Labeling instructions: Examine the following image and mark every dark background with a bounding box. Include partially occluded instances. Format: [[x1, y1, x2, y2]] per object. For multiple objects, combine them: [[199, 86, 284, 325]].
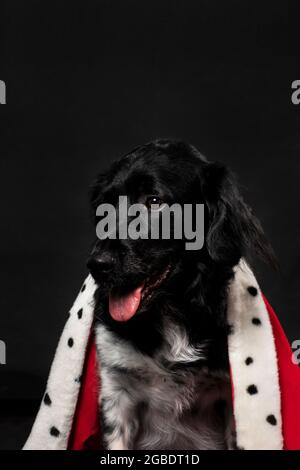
[[0, 0, 300, 449]]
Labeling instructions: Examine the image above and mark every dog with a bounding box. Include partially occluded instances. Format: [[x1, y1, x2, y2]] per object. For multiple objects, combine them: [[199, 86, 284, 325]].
[[87, 139, 275, 450]]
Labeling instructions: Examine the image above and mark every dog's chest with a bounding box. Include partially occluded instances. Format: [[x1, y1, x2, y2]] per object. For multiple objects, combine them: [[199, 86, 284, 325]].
[[95, 323, 230, 450], [129, 370, 229, 450]]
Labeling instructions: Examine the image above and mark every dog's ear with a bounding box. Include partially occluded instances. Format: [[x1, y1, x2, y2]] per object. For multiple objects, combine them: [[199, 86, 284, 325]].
[[199, 161, 276, 266]]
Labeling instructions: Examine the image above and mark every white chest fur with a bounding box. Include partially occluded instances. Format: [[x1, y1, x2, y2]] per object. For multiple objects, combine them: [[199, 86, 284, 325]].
[[95, 322, 232, 450]]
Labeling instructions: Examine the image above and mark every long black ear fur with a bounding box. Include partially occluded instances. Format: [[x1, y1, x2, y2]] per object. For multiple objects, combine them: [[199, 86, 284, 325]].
[[200, 161, 277, 268]]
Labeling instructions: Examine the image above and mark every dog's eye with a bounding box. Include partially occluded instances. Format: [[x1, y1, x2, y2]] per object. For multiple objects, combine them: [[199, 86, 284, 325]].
[[145, 196, 164, 210]]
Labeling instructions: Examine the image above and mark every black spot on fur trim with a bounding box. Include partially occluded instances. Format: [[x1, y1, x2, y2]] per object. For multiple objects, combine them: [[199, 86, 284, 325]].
[[68, 337, 74, 347], [50, 426, 60, 437], [252, 317, 262, 325], [77, 308, 83, 319], [247, 384, 258, 395], [227, 324, 234, 335], [81, 284, 86, 292], [266, 414, 277, 425], [245, 357, 253, 366], [247, 286, 258, 296], [75, 375, 82, 384], [44, 393, 52, 406]]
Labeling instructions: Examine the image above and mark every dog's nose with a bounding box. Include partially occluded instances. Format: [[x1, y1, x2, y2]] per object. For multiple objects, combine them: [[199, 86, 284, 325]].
[[87, 252, 115, 276]]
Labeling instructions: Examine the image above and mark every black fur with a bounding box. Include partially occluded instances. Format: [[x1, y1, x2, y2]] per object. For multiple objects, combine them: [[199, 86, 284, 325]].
[[86, 139, 276, 449], [88, 139, 274, 373]]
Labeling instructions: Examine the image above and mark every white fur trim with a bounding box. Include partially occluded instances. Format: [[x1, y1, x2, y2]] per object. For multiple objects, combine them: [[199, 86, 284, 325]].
[[23, 275, 97, 450], [227, 260, 283, 449]]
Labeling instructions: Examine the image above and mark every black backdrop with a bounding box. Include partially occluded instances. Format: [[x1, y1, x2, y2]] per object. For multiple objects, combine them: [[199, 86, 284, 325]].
[[0, 0, 300, 449]]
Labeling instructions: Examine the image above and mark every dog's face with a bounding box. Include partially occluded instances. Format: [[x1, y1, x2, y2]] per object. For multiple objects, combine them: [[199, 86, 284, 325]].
[[87, 140, 271, 324]]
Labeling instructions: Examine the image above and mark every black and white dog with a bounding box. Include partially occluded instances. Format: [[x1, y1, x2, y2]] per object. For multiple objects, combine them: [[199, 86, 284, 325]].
[[87, 139, 274, 450]]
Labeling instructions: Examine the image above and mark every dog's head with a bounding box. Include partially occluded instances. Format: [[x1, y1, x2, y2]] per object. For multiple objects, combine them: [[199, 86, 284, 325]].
[[87, 139, 274, 323]]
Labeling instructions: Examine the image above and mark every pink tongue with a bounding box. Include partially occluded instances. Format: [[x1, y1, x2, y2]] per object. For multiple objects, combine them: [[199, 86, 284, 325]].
[[109, 285, 143, 322]]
